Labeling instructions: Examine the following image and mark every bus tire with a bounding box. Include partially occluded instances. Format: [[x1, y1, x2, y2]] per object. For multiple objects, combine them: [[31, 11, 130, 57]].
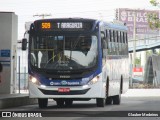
[[96, 98, 105, 107], [56, 99, 65, 107], [112, 94, 121, 105], [106, 77, 112, 104], [106, 96, 112, 105], [38, 98, 48, 108], [65, 99, 73, 107], [120, 76, 123, 94]]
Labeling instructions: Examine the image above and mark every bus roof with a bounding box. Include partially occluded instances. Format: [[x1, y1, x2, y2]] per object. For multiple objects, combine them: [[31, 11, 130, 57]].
[[103, 22, 128, 31], [33, 18, 127, 31], [35, 18, 97, 22]]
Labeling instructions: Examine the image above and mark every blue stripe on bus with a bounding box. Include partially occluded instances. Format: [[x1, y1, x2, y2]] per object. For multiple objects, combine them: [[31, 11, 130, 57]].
[[0, 61, 10, 62]]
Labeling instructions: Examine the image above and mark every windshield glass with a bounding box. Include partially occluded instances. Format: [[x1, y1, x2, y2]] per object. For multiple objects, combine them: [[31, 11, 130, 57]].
[[30, 34, 98, 70]]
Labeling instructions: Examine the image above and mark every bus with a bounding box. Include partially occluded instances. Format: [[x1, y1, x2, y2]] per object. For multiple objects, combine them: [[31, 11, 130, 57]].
[[22, 18, 129, 108]]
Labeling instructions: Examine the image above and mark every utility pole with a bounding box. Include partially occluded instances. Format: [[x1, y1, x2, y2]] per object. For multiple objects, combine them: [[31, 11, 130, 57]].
[[123, 9, 137, 87], [133, 11, 137, 69], [33, 13, 52, 19], [130, 10, 137, 87]]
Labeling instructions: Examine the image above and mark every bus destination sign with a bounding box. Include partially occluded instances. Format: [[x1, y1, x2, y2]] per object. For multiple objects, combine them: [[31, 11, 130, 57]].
[[57, 22, 82, 29], [38, 21, 92, 31]]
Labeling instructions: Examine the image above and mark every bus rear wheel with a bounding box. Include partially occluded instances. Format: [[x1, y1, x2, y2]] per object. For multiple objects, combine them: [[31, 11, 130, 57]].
[[96, 98, 105, 107], [38, 98, 48, 108], [106, 96, 112, 105], [112, 94, 121, 105]]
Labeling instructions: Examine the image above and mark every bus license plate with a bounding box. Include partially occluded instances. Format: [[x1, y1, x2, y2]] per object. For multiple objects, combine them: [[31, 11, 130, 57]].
[[58, 88, 70, 92]]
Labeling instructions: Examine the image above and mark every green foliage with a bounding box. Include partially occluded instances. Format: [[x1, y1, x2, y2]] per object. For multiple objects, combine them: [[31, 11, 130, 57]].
[[148, 0, 160, 29], [150, 0, 159, 6], [146, 50, 152, 57], [147, 13, 160, 29], [135, 58, 141, 65]]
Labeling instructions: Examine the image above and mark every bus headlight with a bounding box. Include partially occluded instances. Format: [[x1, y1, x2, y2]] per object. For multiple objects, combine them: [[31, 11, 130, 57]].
[[29, 75, 41, 85], [31, 77, 37, 83], [88, 76, 100, 85]]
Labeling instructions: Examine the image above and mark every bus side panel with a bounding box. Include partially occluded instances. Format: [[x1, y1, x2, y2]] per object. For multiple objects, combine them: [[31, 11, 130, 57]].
[[104, 56, 129, 97], [122, 58, 129, 94], [109, 58, 121, 96]]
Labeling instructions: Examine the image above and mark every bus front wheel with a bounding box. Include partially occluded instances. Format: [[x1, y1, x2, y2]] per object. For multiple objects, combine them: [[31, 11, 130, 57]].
[[56, 99, 65, 107], [38, 98, 48, 108], [96, 98, 105, 107], [65, 99, 73, 107]]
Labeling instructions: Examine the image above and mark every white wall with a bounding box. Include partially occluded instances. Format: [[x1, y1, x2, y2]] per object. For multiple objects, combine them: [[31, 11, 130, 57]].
[[0, 12, 18, 94]]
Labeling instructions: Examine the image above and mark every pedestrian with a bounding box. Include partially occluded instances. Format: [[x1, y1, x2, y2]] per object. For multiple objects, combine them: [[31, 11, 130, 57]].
[[0, 62, 2, 83], [0, 62, 2, 72]]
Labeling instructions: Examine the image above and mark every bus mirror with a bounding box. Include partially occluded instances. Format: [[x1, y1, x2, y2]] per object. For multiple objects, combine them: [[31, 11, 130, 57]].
[[22, 38, 27, 50], [101, 32, 105, 40]]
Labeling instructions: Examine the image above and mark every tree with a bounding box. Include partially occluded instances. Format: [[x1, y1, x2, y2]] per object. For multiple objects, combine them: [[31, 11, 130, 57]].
[[135, 57, 141, 66], [148, 13, 160, 29], [150, 0, 159, 6], [148, 0, 160, 29], [148, 0, 159, 28]]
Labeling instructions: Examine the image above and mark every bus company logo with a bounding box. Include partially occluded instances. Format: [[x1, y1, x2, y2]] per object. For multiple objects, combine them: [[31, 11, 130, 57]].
[[50, 82, 54, 85], [61, 81, 68, 85]]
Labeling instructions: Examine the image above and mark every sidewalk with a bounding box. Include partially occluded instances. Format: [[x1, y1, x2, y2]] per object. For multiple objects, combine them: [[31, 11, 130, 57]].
[[0, 93, 37, 109], [0, 89, 160, 109], [122, 89, 160, 97], [0, 93, 28, 99]]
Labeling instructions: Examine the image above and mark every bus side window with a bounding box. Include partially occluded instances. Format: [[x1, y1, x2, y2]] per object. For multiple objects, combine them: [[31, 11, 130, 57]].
[[114, 31, 118, 55], [101, 31, 107, 58], [126, 33, 128, 44], [106, 29, 110, 54], [116, 31, 119, 55], [111, 30, 114, 55], [118, 31, 121, 55], [120, 31, 123, 55], [105, 29, 109, 49], [125, 32, 128, 55], [113, 30, 116, 54], [123, 32, 125, 43], [109, 30, 112, 54], [122, 32, 125, 55]]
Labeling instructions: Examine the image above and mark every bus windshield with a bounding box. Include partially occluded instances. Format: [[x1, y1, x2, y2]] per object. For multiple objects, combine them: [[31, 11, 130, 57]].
[[30, 34, 98, 70]]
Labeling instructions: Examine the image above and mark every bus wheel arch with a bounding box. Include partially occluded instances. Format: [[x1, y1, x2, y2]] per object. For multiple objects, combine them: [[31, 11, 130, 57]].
[[106, 76, 109, 96], [105, 76, 112, 105], [112, 75, 123, 105]]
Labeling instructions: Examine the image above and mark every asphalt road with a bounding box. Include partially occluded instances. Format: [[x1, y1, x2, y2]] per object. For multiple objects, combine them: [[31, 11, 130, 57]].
[[1, 96, 160, 120]]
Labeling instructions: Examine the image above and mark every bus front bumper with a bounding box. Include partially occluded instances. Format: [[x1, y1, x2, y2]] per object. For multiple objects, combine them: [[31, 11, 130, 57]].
[[29, 81, 106, 99]]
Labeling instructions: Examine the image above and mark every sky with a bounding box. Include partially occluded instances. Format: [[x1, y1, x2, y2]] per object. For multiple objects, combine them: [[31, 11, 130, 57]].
[[0, 0, 158, 39]]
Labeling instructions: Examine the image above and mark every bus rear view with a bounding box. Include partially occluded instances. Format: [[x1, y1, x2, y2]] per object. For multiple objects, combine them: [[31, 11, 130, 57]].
[[22, 18, 129, 108]]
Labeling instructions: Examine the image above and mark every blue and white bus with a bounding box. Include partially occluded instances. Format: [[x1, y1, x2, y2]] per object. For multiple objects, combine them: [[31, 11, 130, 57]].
[[22, 18, 129, 108]]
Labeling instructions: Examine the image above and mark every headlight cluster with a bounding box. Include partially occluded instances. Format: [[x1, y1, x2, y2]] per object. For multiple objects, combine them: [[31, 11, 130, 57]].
[[29, 75, 41, 85], [88, 76, 100, 85]]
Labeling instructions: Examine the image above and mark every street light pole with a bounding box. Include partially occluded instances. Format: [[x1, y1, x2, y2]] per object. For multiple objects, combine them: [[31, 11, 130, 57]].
[[33, 13, 52, 19], [133, 11, 137, 69]]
